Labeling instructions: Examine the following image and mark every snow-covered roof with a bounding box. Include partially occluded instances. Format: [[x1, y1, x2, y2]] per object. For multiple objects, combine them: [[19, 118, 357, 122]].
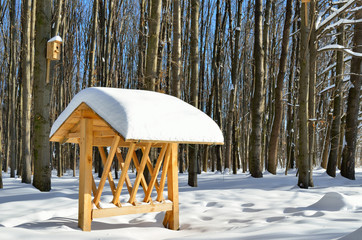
[[50, 87, 224, 144], [48, 36, 63, 43]]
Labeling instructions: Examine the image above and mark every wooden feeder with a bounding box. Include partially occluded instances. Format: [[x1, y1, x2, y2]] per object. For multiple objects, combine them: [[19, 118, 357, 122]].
[[49, 87, 224, 231], [47, 36, 62, 61]]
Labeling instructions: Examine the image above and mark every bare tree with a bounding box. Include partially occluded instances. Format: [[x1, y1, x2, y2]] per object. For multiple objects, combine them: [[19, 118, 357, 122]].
[[33, 0, 52, 191], [145, 0, 162, 91], [249, 0, 264, 178], [267, 0, 292, 174], [21, 0, 33, 184], [341, 2, 361, 180], [188, 0, 199, 187], [297, 1, 310, 188]]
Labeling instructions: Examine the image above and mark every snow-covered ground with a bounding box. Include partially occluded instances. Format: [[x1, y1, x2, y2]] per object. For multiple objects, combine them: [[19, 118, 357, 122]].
[[0, 168, 361, 240]]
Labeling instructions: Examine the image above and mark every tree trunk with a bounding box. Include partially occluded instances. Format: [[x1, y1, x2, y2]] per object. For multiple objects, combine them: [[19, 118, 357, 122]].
[[21, 0, 33, 184], [8, 0, 17, 178], [33, 0, 52, 191], [267, 0, 292, 174], [188, 0, 199, 187], [137, 0, 146, 89], [341, 3, 361, 180], [297, 2, 310, 188], [88, 0, 98, 87], [145, 0, 162, 91], [327, 3, 345, 178], [225, 0, 242, 174], [249, 0, 264, 178]]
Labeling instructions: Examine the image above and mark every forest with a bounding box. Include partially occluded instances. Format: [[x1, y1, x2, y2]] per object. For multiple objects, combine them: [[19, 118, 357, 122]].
[[0, 0, 361, 192]]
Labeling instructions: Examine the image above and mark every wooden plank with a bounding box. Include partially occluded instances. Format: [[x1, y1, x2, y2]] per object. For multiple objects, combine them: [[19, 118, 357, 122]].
[[156, 145, 171, 202], [93, 136, 120, 206], [92, 201, 173, 219], [115, 150, 133, 195], [164, 143, 179, 230], [78, 118, 93, 231], [112, 143, 136, 206], [98, 147, 116, 196], [126, 138, 224, 146], [91, 175, 98, 198], [143, 144, 168, 202], [131, 151, 149, 194], [128, 143, 152, 205]]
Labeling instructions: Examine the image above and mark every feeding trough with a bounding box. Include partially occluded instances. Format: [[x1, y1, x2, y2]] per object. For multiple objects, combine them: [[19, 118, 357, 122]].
[[49, 87, 223, 231]]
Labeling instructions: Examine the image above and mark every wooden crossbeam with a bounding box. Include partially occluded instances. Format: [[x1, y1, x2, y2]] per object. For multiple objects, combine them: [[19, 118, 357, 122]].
[[92, 201, 173, 219], [98, 147, 116, 196], [131, 151, 149, 194], [142, 150, 161, 192], [93, 136, 120, 207], [143, 143, 168, 202], [156, 145, 172, 202], [129, 143, 152, 205], [91, 175, 98, 198], [115, 149, 133, 195], [112, 143, 136, 206]]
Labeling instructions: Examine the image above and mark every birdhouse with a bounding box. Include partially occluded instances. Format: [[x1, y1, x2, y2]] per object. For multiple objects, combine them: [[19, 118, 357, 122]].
[[301, 0, 310, 2], [47, 36, 62, 60]]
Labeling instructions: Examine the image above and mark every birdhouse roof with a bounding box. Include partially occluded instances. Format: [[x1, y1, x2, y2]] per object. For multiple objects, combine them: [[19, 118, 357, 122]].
[[48, 36, 63, 43], [49, 87, 224, 145]]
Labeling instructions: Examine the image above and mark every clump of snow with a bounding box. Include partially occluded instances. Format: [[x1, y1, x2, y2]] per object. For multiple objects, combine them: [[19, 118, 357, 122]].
[[48, 36, 63, 43], [50, 87, 224, 144]]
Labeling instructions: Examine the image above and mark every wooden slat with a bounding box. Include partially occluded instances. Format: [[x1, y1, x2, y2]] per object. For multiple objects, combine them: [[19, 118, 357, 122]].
[[92, 201, 173, 219], [91, 175, 98, 198], [93, 136, 121, 206], [131, 151, 149, 194], [112, 143, 136, 206], [115, 150, 133, 195], [98, 147, 116, 196], [143, 143, 168, 202], [126, 138, 224, 146], [128, 143, 152, 205], [156, 145, 171, 202]]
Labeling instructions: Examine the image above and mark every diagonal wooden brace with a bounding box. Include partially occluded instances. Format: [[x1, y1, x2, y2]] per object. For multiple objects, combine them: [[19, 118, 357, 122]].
[[93, 136, 120, 207]]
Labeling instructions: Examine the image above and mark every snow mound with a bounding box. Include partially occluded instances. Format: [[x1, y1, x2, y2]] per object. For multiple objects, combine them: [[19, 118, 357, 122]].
[[50, 87, 224, 144], [308, 192, 353, 211], [339, 226, 362, 240]]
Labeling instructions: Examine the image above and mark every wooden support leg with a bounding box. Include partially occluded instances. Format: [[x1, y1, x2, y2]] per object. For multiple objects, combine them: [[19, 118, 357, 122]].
[[78, 118, 93, 231], [163, 143, 179, 230]]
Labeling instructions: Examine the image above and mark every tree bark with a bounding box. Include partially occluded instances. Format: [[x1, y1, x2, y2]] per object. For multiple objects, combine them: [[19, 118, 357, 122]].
[[267, 0, 292, 174], [145, 0, 162, 91], [297, 2, 310, 188], [8, 0, 17, 178], [225, 0, 242, 174], [33, 0, 52, 191], [327, 2, 345, 178], [249, 0, 264, 178], [88, 0, 98, 87], [341, 2, 361, 180], [21, 0, 33, 184], [188, 0, 199, 187]]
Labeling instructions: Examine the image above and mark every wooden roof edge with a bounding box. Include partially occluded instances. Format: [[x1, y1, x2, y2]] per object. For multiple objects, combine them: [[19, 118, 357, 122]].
[[49, 102, 125, 141], [125, 139, 224, 145]]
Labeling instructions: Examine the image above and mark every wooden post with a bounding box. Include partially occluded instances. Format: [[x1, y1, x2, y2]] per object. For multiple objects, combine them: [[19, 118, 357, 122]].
[[78, 118, 93, 231], [164, 143, 179, 230]]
